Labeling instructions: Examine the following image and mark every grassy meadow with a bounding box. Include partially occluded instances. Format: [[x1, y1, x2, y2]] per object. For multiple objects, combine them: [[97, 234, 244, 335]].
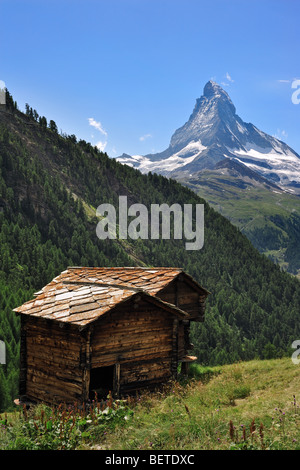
[[1, 357, 300, 451]]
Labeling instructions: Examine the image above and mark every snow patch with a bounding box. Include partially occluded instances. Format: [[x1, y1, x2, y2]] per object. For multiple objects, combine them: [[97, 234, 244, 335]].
[[117, 141, 207, 174], [228, 144, 300, 185]]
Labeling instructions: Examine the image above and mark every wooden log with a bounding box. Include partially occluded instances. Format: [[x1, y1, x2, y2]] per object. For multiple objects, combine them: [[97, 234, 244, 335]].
[[91, 347, 173, 368], [120, 373, 172, 393], [26, 381, 82, 404], [91, 334, 173, 352], [26, 336, 81, 353], [92, 317, 173, 332], [121, 363, 171, 383], [92, 343, 173, 361], [26, 345, 80, 363], [26, 377, 82, 399], [26, 365, 82, 383]]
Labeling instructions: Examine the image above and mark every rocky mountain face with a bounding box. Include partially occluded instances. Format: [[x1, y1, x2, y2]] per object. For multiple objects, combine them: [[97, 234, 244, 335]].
[[118, 81, 300, 194]]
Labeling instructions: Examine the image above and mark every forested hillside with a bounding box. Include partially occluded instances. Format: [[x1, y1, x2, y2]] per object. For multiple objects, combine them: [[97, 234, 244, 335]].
[[183, 172, 300, 276], [1, 91, 300, 411]]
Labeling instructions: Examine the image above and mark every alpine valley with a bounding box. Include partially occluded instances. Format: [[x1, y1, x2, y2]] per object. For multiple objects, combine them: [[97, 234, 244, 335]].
[[1, 89, 300, 412], [117, 81, 300, 275]]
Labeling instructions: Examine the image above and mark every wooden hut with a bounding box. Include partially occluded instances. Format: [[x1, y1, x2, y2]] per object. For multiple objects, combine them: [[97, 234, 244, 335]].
[[13, 267, 209, 405]]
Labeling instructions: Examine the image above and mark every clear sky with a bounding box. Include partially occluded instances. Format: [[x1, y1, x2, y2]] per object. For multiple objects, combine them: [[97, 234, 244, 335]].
[[1, 0, 300, 158]]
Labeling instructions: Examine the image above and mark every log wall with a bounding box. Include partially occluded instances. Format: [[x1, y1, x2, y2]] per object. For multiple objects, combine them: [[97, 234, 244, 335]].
[[157, 277, 207, 360], [157, 277, 206, 320], [90, 297, 175, 394], [21, 317, 84, 404]]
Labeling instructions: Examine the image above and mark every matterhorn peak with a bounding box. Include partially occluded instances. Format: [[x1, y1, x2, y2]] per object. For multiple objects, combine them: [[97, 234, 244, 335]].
[[203, 80, 224, 97], [117, 80, 300, 192], [201, 80, 236, 113]]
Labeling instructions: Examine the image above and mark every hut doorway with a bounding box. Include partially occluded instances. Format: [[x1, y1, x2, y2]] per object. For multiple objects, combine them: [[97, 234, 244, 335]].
[[89, 365, 115, 399]]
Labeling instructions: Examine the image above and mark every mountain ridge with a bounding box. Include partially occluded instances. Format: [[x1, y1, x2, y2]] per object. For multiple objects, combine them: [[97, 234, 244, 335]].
[[117, 80, 300, 193]]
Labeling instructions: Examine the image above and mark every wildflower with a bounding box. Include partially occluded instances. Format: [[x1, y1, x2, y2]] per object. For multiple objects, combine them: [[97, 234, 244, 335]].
[[250, 419, 256, 436], [229, 420, 235, 441]]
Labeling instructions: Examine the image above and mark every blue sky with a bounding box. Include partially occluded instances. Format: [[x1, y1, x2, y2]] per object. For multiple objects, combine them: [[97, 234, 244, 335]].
[[1, 0, 300, 157]]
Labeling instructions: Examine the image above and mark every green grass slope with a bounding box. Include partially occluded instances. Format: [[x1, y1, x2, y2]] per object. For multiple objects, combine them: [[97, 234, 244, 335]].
[[104, 357, 300, 451], [1, 358, 299, 450]]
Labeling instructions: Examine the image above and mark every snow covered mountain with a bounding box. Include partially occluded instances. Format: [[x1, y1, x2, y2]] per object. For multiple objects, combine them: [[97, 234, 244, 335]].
[[117, 81, 300, 193]]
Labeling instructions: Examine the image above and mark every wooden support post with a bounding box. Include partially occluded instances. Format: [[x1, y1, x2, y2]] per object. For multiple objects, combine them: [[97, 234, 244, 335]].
[[81, 327, 92, 402], [114, 363, 121, 398], [171, 318, 178, 378], [175, 279, 179, 307], [181, 361, 190, 375]]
